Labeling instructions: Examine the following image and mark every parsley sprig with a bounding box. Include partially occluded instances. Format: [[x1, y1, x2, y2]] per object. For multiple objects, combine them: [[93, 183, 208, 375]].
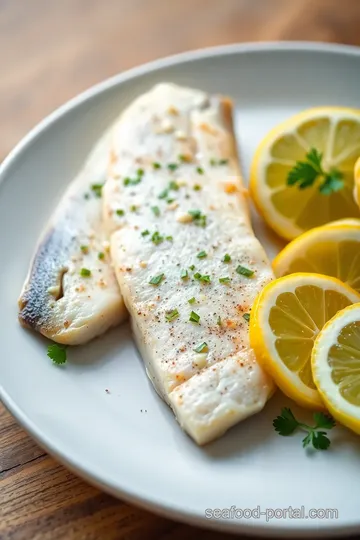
[[287, 148, 344, 195], [47, 344, 67, 365], [273, 408, 335, 450]]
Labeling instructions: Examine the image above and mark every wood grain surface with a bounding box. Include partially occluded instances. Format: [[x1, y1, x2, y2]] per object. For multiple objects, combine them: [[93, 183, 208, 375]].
[[2, 0, 360, 538]]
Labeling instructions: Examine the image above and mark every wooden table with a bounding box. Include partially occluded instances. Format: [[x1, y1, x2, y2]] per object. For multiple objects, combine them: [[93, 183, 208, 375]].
[[2, 0, 360, 538]]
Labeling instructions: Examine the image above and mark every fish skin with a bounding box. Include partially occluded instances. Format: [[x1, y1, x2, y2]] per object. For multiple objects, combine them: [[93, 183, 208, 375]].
[[104, 83, 275, 445], [19, 131, 127, 345]]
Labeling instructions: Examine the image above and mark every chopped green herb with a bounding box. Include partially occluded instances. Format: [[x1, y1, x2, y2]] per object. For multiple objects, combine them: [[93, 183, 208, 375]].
[[80, 245, 89, 254], [287, 148, 344, 195], [91, 183, 103, 198], [116, 209, 125, 216], [243, 313, 250, 322], [151, 231, 164, 245], [193, 184, 202, 191], [149, 273, 165, 286], [130, 205, 137, 212], [181, 269, 189, 280], [188, 209, 201, 219], [178, 154, 188, 162], [165, 309, 179, 322], [219, 276, 231, 284], [209, 158, 229, 167], [98, 252, 105, 260], [167, 163, 178, 171], [189, 311, 200, 324], [158, 189, 169, 199], [197, 250, 207, 259], [47, 343, 67, 365], [194, 272, 211, 283], [217, 316, 222, 326], [166, 198, 175, 204], [80, 268, 91, 277], [137, 168, 144, 177], [189, 265, 196, 271], [141, 229, 150, 237], [223, 253, 231, 263], [123, 176, 142, 186], [152, 162, 162, 169], [166, 235, 173, 241], [236, 265, 254, 278], [169, 180, 179, 191], [151, 206, 160, 217], [188, 209, 207, 227], [194, 342, 208, 353], [196, 167, 204, 175], [188, 297, 196, 304], [273, 408, 335, 451]]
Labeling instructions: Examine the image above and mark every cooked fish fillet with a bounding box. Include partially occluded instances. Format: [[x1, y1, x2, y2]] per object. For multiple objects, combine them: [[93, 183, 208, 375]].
[[18, 131, 127, 345], [104, 83, 275, 445]]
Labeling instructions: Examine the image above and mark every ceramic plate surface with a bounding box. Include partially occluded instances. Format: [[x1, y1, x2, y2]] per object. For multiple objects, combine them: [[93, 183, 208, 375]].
[[2, 43, 360, 537]]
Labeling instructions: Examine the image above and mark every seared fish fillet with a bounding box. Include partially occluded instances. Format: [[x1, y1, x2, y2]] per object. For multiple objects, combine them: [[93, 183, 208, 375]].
[[104, 83, 275, 444], [19, 131, 127, 345]]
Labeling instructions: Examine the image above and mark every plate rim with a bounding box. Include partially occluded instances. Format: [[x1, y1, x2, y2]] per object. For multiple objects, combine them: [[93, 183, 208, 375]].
[[2, 41, 360, 537]]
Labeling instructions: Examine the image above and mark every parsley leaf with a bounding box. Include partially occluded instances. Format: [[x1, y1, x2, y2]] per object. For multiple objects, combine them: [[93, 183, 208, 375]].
[[287, 148, 344, 195], [273, 407, 299, 436], [273, 407, 335, 450], [312, 431, 331, 450], [313, 412, 336, 429], [151, 206, 160, 217], [47, 343, 67, 365], [243, 313, 250, 322]]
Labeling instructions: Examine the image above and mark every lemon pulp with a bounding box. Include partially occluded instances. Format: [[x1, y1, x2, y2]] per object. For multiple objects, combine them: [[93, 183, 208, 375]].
[[328, 320, 360, 406], [268, 286, 353, 390], [280, 239, 360, 292]]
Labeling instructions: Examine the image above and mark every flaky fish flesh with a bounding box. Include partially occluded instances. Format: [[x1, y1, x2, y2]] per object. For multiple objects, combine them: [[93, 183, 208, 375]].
[[19, 131, 127, 345], [103, 83, 275, 444]]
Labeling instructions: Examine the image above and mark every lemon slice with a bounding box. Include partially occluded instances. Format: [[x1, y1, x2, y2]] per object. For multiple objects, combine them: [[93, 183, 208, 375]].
[[249, 273, 360, 408], [312, 303, 360, 434], [250, 107, 360, 240], [273, 221, 360, 293]]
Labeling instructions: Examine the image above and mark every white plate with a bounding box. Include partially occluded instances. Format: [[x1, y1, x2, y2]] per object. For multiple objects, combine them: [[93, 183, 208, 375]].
[[2, 42, 360, 538]]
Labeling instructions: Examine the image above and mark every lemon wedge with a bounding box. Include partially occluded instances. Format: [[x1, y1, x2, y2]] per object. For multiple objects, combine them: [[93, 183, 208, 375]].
[[250, 273, 360, 408], [273, 221, 360, 293], [312, 303, 360, 434], [250, 107, 360, 240]]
